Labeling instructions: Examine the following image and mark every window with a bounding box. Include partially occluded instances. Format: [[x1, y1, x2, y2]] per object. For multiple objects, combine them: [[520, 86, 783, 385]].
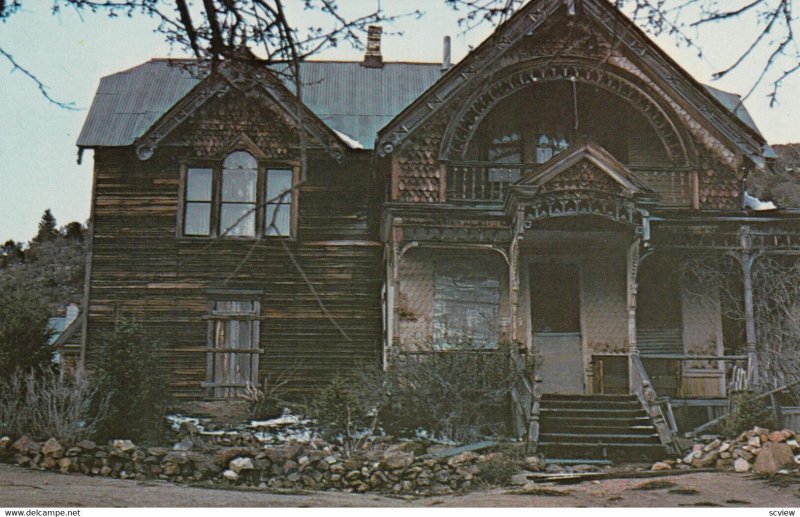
[[184, 168, 213, 236], [220, 152, 257, 237], [205, 300, 261, 398], [265, 168, 293, 236], [181, 150, 296, 238]]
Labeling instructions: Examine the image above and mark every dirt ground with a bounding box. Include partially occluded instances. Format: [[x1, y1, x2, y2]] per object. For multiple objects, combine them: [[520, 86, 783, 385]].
[[1, 463, 799, 508]]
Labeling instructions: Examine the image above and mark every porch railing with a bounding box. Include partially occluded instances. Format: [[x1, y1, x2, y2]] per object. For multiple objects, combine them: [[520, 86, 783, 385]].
[[630, 354, 680, 454], [639, 354, 749, 398], [446, 162, 538, 204]]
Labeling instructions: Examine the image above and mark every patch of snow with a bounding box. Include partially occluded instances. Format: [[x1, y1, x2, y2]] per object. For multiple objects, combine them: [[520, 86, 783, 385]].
[[743, 191, 777, 211], [248, 411, 305, 428], [333, 130, 364, 150], [165, 415, 202, 432]]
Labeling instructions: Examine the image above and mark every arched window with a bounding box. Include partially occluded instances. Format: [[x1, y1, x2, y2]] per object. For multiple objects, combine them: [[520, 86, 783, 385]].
[[220, 151, 257, 237], [181, 150, 296, 238]]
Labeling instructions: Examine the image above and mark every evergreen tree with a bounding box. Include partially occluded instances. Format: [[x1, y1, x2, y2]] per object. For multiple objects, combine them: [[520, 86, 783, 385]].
[[34, 209, 58, 242]]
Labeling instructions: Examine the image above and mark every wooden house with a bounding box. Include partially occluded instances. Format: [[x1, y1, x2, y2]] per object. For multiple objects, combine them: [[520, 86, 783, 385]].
[[76, 0, 800, 449]]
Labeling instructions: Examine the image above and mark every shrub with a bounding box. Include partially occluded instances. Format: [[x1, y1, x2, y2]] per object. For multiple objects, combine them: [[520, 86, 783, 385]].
[[90, 319, 169, 443], [0, 368, 103, 442], [382, 342, 521, 443], [307, 374, 378, 454], [476, 454, 522, 486], [240, 373, 291, 421], [722, 391, 776, 437], [0, 289, 54, 378]]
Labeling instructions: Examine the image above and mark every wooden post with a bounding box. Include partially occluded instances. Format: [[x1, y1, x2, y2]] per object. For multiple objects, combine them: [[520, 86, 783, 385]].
[[527, 375, 543, 454], [739, 226, 758, 388], [627, 238, 641, 356]]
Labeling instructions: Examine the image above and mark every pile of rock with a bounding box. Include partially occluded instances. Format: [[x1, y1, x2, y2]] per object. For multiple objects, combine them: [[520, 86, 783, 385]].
[[0, 435, 508, 496], [662, 427, 800, 475]]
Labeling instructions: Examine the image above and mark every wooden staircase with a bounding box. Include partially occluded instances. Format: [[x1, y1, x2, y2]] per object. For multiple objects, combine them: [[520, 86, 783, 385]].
[[537, 393, 669, 461]]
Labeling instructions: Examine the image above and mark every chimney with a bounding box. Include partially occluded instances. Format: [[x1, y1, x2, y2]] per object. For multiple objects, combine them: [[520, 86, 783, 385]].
[[362, 25, 383, 68], [442, 36, 452, 71]]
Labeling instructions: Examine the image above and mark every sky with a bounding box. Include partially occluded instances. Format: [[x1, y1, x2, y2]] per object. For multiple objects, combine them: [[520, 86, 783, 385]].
[[1, 1, 799, 244]]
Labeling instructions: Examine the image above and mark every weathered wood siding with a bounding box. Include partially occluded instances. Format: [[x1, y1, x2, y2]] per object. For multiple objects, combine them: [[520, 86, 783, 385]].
[[86, 147, 382, 399]]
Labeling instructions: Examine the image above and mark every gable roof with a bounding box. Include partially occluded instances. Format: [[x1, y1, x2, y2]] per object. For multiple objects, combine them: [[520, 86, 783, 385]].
[[515, 142, 653, 195], [77, 59, 443, 150], [376, 0, 770, 167]]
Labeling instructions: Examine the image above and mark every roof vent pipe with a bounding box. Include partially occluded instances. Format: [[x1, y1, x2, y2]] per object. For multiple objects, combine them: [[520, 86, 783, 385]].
[[442, 35, 452, 71], [362, 25, 384, 68]]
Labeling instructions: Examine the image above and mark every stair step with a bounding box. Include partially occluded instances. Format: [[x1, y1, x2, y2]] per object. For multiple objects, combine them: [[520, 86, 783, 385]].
[[538, 442, 667, 460], [540, 432, 661, 444], [536, 394, 667, 461], [541, 424, 657, 435], [541, 408, 646, 418]]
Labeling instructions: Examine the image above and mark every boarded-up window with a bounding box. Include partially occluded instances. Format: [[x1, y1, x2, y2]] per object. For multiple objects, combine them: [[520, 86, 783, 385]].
[[206, 300, 261, 398], [433, 259, 500, 348]]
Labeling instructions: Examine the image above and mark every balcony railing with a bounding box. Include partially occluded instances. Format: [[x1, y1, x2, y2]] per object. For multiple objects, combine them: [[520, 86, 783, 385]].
[[447, 162, 539, 204], [446, 162, 694, 207]]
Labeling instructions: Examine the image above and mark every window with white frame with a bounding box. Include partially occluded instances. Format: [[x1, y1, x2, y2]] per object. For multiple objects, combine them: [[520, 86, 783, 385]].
[[205, 300, 261, 398], [182, 150, 296, 238]]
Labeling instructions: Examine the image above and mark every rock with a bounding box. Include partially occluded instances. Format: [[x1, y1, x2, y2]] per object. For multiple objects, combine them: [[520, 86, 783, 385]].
[[229, 457, 254, 474], [179, 421, 199, 437], [112, 440, 136, 453], [719, 442, 731, 453], [386, 441, 427, 457], [524, 456, 543, 471], [146, 447, 169, 457], [447, 451, 478, 467], [212, 447, 252, 467], [11, 436, 37, 455], [222, 469, 239, 481], [100, 465, 113, 476], [786, 439, 800, 451], [58, 458, 73, 472], [173, 438, 193, 452], [753, 442, 795, 474], [703, 439, 721, 452], [283, 460, 298, 474], [769, 431, 785, 443], [651, 461, 672, 471], [42, 438, 64, 458], [748, 437, 762, 448], [381, 451, 414, 470], [683, 450, 699, 464], [0, 436, 10, 449], [734, 458, 751, 473], [692, 450, 719, 468]]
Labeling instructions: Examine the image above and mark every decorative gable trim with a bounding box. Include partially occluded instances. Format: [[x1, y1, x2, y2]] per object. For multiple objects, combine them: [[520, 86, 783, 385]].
[[134, 63, 346, 161], [377, 0, 767, 169], [515, 142, 652, 195]]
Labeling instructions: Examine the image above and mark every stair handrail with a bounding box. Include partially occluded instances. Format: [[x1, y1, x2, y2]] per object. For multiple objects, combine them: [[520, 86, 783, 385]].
[[507, 345, 542, 453], [631, 353, 679, 454]]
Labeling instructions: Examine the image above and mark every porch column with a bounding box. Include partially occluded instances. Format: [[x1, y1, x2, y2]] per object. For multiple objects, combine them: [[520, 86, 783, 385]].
[[738, 226, 759, 387], [626, 238, 641, 355], [509, 207, 525, 346], [383, 219, 403, 369]]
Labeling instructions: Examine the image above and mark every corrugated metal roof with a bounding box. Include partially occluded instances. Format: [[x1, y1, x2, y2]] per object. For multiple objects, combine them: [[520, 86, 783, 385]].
[[77, 60, 202, 148], [76, 58, 767, 152], [77, 59, 443, 149]]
